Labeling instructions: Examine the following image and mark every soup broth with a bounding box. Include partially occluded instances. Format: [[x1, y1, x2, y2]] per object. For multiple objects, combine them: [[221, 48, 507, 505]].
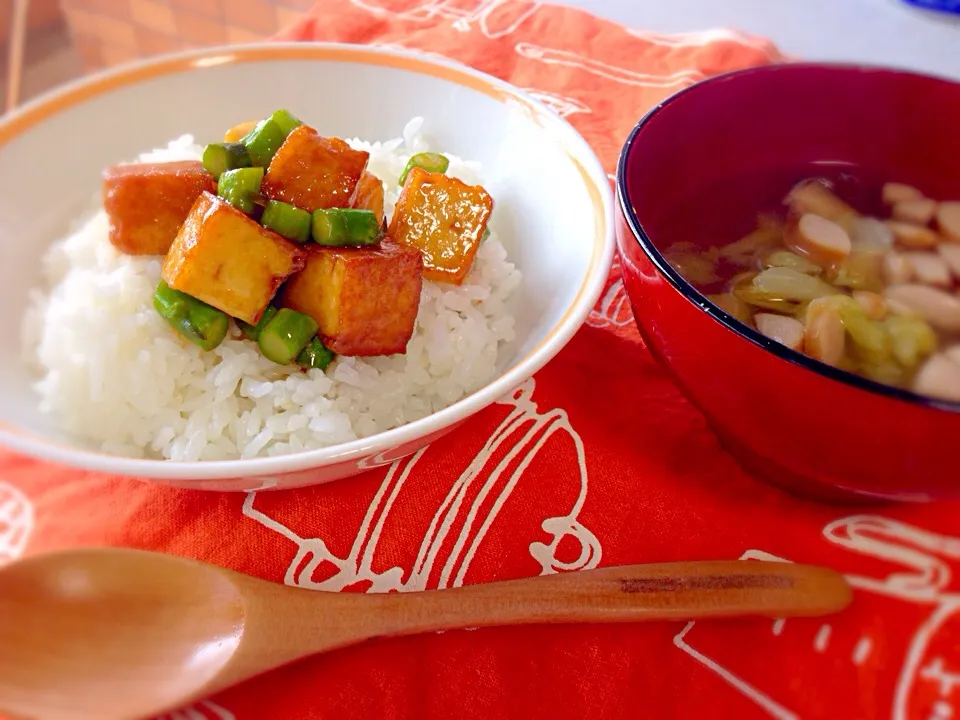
[[661, 166, 960, 403]]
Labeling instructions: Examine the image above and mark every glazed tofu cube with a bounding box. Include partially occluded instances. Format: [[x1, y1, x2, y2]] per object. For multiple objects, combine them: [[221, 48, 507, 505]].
[[262, 126, 369, 212], [279, 242, 423, 356], [102, 160, 216, 255], [162, 192, 305, 324], [351, 170, 386, 226], [388, 167, 493, 284]]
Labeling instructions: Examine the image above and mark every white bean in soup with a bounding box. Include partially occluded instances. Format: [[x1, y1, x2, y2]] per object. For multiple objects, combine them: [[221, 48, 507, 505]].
[[803, 298, 846, 367], [938, 244, 960, 279], [755, 313, 804, 350], [903, 252, 952, 288], [892, 198, 937, 226], [662, 176, 960, 403], [939, 202, 960, 243], [882, 182, 924, 205], [914, 354, 960, 402], [886, 221, 940, 249], [883, 285, 960, 332]]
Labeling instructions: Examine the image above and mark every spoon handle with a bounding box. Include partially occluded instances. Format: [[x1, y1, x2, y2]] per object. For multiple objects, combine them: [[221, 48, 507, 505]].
[[375, 561, 852, 635]]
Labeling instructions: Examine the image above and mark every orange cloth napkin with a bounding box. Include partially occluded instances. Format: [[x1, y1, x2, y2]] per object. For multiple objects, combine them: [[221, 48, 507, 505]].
[[4, 2, 960, 719]]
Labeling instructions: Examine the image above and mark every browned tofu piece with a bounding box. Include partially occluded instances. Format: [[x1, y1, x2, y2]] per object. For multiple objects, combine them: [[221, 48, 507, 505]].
[[162, 192, 305, 324], [351, 170, 386, 226], [224, 120, 256, 143], [102, 160, 216, 255], [279, 242, 423, 356], [261, 126, 369, 212], [388, 167, 493, 285]]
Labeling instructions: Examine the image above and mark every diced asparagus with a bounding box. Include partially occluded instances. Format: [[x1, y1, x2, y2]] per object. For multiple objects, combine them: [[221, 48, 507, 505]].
[[243, 119, 287, 167], [242, 110, 302, 167], [296, 336, 335, 370], [312, 208, 381, 246], [399, 152, 449, 185], [217, 167, 264, 214], [268, 109, 302, 136], [261, 200, 312, 243], [258, 308, 319, 365], [237, 305, 278, 341], [202, 142, 251, 179], [153, 280, 228, 351]]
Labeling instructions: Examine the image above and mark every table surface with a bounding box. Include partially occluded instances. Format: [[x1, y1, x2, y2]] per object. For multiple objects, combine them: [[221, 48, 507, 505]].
[[560, 0, 960, 79]]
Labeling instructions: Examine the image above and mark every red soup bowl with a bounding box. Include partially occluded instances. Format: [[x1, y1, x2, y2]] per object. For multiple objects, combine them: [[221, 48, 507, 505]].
[[616, 63, 960, 503]]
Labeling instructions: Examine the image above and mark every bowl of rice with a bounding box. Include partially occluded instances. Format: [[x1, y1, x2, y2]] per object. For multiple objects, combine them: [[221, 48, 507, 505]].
[[0, 43, 614, 491]]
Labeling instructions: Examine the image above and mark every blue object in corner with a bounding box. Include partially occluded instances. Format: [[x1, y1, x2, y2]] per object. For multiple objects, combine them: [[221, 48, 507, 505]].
[[902, 0, 960, 14]]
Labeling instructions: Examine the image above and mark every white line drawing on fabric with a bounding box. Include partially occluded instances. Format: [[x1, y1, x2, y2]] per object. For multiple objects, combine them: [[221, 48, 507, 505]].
[[673, 516, 960, 720], [587, 254, 633, 329], [623, 28, 782, 62], [0, 481, 33, 565], [155, 700, 236, 720], [852, 637, 873, 666], [243, 378, 601, 593], [519, 88, 591, 118], [348, 0, 540, 39], [813, 624, 831, 653], [675, 549, 798, 720], [514, 43, 705, 88]]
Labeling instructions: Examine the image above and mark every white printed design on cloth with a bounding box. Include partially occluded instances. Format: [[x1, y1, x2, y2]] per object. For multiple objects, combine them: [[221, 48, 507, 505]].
[[349, 0, 540, 39], [624, 28, 783, 63], [519, 89, 591, 118], [587, 254, 632, 329], [514, 43, 705, 88], [243, 378, 601, 592], [674, 516, 960, 720], [0, 481, 33, 565]]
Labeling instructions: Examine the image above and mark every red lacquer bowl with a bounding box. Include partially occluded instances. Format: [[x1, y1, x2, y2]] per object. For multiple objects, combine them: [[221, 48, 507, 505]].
[[616, 63, 960, 503]]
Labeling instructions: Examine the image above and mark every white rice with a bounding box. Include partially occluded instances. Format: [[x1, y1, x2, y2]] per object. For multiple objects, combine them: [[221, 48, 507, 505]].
[[20, 118, 521, 461]]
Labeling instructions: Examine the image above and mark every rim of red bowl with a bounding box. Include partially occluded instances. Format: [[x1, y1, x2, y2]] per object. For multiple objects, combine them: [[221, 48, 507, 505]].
[[616, 61, 960, 415]]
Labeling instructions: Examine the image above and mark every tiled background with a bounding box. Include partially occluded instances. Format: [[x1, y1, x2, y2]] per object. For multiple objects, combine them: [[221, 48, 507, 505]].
[[60, 0, 315, 71], [2, 1, 957, 115]]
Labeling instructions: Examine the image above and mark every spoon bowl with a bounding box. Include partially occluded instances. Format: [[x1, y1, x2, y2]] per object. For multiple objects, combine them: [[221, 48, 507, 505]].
[[0, 551, 246, 720], [0, 548, 853, 720]]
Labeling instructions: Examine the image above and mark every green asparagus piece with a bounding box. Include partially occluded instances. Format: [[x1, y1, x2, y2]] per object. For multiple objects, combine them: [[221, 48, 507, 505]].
[[243, 119, 287, 167], [237, 305, 279, 341], [312, 208, 381, 246], [261, 200, 312, 243], [202, 142, 251, 179], [482, 227, 491, 242], [398, 152, 450, 185], [296, 337, 335, 371], [217, 167, 264, 214], [268, 109, 302, 136], [153, 280, 228, 352], [258, 308, 319, 365], [242, 110, 301, 167]]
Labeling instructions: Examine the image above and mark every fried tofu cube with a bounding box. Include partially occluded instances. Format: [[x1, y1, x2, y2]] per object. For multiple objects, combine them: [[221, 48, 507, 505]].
[[102, 160, 216, 255], [162, 192, 305, 324], [224, 120, 257, 143], [279, 242, 423, 356], [388, 167, 493, 284], [261, 126, 369, 212], [351, 170, 386, 226]]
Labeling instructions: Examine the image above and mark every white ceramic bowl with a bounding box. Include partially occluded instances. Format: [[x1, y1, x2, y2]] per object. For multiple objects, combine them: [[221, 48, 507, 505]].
[[0, 43, 614, 491]]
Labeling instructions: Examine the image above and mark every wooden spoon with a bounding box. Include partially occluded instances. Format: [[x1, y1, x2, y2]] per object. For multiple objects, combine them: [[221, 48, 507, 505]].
[[0, 548, 852, 720]]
